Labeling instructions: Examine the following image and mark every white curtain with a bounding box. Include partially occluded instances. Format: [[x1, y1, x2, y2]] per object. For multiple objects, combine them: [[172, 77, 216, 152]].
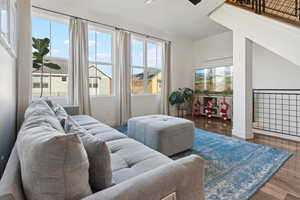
[[68, 17, 91, 115], [116, 30, 132, 125], [16, 0, 32, 129], [161, 41, 171, 115]]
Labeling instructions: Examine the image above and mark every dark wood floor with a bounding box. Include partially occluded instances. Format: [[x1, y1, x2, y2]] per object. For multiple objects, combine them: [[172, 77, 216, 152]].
[[185, 115, 300, 200]]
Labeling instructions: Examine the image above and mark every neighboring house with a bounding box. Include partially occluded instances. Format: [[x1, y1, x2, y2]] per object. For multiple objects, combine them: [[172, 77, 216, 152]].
[[32, 58, 68, 97], [32, 58, 112, 97], [132, 70, 161, 94], [88, 65, 112, 96]]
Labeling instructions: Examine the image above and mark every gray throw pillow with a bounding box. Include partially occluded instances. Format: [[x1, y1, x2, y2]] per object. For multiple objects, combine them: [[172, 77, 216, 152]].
[[64, 116, 113, 191], [53, 104, 69, 127], [16, 126, 92, 200]]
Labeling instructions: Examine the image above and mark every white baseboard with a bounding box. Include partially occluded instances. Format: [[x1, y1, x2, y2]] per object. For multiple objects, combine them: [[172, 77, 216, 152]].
[[253, 128, 300, 142]]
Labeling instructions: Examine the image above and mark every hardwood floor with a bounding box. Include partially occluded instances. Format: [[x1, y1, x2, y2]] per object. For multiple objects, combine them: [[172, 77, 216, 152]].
[[185, 115, 300, 200]]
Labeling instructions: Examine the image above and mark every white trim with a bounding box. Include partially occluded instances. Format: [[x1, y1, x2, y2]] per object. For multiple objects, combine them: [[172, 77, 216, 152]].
[[0, 32, 16, 58], [253, 128, 300, 142], [194, 56, 233, 69]]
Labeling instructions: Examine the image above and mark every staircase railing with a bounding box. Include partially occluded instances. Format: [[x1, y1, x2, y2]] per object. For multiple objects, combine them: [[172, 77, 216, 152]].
[[227, 0, 300, 24]]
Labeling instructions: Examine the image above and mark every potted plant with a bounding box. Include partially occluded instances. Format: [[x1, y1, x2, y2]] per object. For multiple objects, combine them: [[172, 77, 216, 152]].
[[169, 88, 194, 116], [32, 37, 61, 97]]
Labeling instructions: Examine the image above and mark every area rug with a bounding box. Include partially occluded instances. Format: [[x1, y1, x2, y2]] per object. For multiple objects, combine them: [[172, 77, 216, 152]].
[[115, 126, 293, 200]]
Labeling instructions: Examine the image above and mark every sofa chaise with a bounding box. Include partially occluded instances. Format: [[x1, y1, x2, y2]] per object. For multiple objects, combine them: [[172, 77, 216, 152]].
[[0, 99, 204, 200]]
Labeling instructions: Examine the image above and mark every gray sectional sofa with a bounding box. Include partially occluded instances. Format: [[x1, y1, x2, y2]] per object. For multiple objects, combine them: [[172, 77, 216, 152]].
[[0, 99, 204, 200]]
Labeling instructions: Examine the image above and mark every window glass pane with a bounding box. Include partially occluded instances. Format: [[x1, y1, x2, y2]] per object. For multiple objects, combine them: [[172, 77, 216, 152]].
[[147, 43, 162, 68], [131, 68, 144, 94], [51, 20, 69, 58], [157, 44, 162, 68], [0, 0, 8, 35], [32, 16, 68, 97], [195, 69, 205, 91], [49, 74, 68, 96], [131, 39, 144, 67], [32, 17, 50, 52], [32, 74, 51, 97], [88, 30, 96, 61], [96, 32, 112, 63], [147, 68, 161, 94], [194, 66, 233, 94], [31, 59, 68, 97], [88, 64, 112, 96]]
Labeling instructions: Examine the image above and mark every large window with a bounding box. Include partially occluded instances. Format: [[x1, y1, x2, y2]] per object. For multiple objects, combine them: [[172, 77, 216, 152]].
[[31, 16, 69, 97], [88, 27, 113, 96], [131, 37, 162, 94], [195, 66, 233, 95]]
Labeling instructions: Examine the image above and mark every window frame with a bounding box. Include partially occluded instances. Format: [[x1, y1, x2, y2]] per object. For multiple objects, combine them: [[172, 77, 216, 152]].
[[31, 13, 70, 98], [88, 25, 115, 97], [131, 35, 163, 96]]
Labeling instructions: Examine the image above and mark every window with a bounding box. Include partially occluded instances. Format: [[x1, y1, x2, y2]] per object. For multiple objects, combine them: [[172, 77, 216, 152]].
[[131, 38, 162, 94], [0, 0, 8, 38], [31, 16, 69, 97], [88, 27, 113, 96], [195, 66, 233, 95]]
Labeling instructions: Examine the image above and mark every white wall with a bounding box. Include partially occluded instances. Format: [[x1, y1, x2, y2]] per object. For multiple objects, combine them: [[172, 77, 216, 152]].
[[210, 3, 300, 67], [193, 31, 233, 67], [0, 44, 16, 177], [32, 3, 193, 125], [193, 31, 300, 90], [253, 43, 300, 89]]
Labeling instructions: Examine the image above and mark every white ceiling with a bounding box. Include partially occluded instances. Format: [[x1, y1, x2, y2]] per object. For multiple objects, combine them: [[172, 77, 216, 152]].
[[32, 0, 229, 40]]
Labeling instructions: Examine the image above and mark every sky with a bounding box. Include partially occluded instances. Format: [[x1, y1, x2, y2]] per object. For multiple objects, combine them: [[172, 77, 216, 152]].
[[32, 16, 162, 78]]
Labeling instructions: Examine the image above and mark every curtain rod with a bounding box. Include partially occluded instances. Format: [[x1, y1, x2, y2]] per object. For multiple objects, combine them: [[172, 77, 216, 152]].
[[32, 6, 171, 43]]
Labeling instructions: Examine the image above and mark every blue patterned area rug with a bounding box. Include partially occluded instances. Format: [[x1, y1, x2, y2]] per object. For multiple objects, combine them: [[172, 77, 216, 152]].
[[115, 126, 292, 200]]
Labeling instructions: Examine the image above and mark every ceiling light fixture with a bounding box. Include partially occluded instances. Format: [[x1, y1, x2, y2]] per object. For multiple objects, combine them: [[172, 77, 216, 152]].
[[145, 0, 155, 4]]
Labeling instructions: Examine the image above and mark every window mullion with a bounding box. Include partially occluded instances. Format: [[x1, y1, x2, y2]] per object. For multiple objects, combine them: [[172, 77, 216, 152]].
[[49, 20, 52, 56]]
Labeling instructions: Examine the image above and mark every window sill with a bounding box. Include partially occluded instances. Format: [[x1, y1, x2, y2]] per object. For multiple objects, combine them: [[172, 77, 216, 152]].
[[132, 94, 161, 97], [90, 95, 115, 99]]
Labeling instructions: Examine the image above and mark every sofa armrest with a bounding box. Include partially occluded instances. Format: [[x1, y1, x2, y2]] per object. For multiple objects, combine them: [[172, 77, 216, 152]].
[[63, 105, 80, 116], [0, 148, 25, 200], [82, 155, 204, 200]]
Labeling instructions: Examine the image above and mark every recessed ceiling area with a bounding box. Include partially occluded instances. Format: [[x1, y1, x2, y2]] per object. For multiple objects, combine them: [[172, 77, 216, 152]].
[[32, 0, 229, 40]]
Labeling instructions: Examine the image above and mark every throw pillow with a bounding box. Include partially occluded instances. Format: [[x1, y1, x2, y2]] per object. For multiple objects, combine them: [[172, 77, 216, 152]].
[[16, 126, 92, 200], [53, 103, 69, 127], [64, 116, 113, 191], [23, 99, 64, 132]]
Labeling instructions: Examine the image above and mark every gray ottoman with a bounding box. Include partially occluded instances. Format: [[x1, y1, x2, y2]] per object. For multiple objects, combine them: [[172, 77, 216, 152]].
[[128, 115, 195, 156]]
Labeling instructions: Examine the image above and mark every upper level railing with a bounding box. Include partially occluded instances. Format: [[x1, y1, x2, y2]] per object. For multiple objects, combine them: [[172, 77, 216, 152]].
[[227, 0, 300, 25]]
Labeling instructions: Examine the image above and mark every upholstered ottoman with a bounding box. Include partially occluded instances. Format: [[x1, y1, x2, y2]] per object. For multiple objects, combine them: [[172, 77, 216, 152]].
[[128, 115, 195, 156]]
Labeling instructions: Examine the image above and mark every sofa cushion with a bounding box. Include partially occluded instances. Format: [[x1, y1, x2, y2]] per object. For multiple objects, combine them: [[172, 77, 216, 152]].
[[16, 128, 92, 200], [72, 115, 172, 184], [72, 115, 127, 142], [107, 138, 172, 184], [65, 116, 113, 192]]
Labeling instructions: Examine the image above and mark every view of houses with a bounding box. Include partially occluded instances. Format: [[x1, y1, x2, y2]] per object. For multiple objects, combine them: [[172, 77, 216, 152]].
[[32, 60, 162, 97]]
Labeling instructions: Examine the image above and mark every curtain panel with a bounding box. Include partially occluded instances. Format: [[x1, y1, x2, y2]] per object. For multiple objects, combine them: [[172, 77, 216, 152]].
[[161, 41, 171, 115], [16, 0, 32, 129], [68, 17, 91, 115], [116, 30, 132, 125]]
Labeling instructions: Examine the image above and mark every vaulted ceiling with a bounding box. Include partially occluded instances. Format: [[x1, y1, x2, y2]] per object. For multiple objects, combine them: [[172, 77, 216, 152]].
[[32, 0, 228, 40]]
